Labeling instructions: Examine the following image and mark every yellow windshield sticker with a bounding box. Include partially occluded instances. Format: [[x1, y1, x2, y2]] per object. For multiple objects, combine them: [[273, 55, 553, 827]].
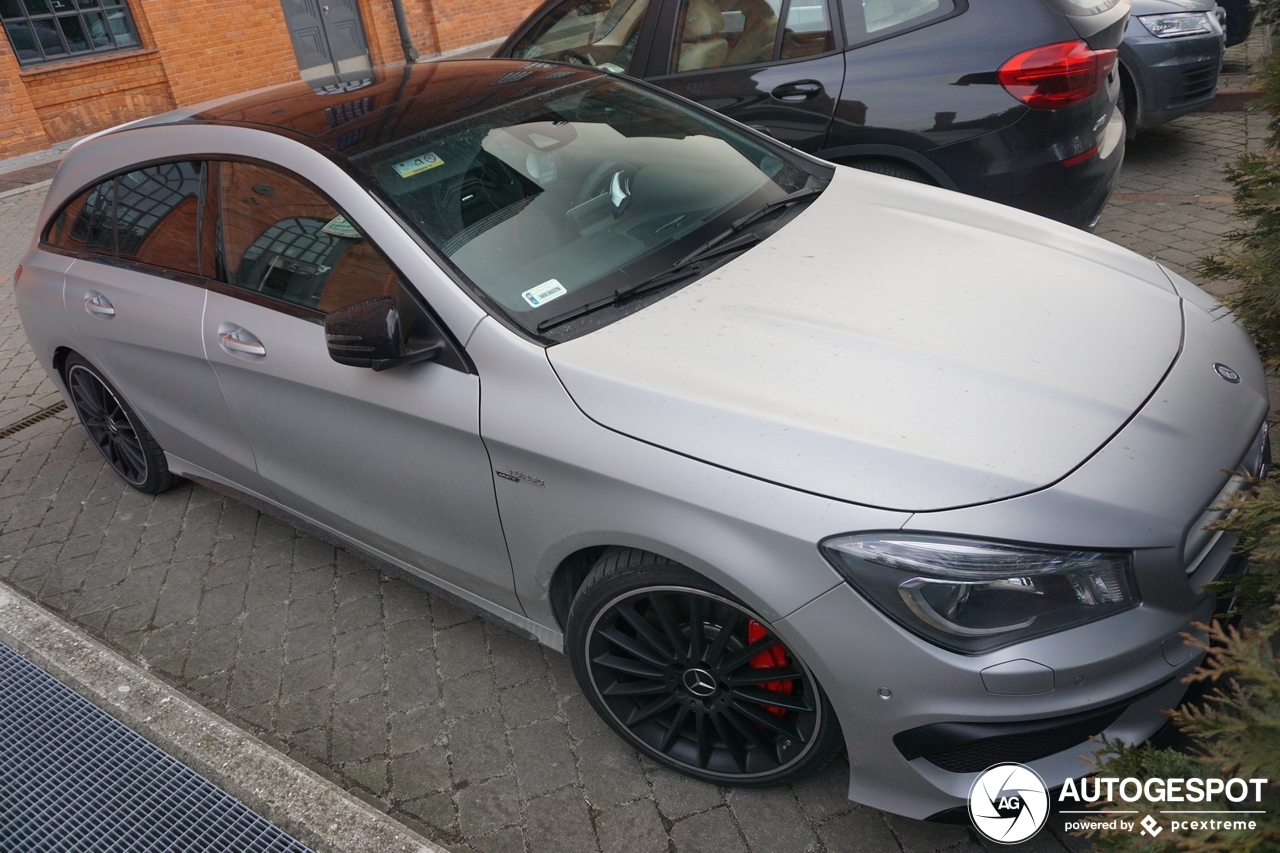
[[393, 152, 444, 178]]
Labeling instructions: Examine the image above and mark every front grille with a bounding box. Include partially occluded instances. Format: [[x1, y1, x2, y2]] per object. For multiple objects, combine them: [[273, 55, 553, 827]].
[[0, 642, 314, 853], [1169, 61, 1218, 106], [1184, 421, 1270, 572]]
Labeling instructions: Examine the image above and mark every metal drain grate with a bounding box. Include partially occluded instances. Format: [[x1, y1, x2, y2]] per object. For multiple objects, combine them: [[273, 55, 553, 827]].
[[0, 401, 67, 440], [0, 642, 315, 853]]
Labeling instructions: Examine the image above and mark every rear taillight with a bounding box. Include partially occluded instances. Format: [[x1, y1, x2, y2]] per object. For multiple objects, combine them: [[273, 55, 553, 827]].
[[998, 41, 1118, 110], [12, 265, 20, 284]]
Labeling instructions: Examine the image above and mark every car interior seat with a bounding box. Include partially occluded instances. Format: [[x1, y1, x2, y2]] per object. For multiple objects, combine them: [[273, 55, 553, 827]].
[[677, 0, 730, 71], [724, 0, 778, 66]]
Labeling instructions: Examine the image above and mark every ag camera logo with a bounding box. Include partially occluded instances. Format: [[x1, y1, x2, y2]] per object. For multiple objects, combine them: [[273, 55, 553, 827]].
[[969, 763, 1051, 844]]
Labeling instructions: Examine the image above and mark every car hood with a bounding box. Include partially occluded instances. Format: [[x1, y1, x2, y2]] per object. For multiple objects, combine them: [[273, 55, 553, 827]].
[[547, 167, 1184, 512]]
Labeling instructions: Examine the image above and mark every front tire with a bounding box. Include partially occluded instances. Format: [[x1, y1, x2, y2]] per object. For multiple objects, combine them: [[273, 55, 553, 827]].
[[63, 354, 175, 494], [566, 548, 842, 786]]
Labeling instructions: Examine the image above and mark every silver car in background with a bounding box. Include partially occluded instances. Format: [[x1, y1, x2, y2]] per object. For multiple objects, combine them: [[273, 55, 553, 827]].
[[13, 60, 1268, 820], [1119, 0, 1225, 136]]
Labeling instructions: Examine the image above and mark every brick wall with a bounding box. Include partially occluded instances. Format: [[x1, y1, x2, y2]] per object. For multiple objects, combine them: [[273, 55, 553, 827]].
[[138, 1, 300, 107], [424, 0, 542, 53], [0, 0, 546, 159], [21, 48, 174, 143], [0, 33, 52, 158]]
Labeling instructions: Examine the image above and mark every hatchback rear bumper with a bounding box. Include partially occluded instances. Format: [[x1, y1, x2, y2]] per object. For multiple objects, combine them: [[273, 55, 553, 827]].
[[924, 105, 1125, 230]]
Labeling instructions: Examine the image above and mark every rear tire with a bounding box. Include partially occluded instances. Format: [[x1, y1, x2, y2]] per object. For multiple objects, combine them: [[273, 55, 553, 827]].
[[63, 353, 175, 494], [843, 157, 934, 184], [566, 547, 843, 786]]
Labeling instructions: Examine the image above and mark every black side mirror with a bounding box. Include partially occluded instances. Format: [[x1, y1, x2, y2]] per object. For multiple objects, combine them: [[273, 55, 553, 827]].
[[325, 296, 443, 371]]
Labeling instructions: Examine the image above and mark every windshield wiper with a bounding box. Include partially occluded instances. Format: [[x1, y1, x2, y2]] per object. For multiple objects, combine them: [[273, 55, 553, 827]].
[[667, 186, 823, 270], [535, 186, 823, 334]]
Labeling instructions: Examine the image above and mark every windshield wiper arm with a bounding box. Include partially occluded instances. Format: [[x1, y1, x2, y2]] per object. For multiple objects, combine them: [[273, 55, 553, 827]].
[[535, 186, 823, 334], [535, 259, 720, 333], [668, 186, 823, 270]]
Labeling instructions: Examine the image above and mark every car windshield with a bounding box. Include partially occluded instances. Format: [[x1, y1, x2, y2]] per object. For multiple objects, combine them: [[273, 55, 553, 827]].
[[348, 72, 827, 337]]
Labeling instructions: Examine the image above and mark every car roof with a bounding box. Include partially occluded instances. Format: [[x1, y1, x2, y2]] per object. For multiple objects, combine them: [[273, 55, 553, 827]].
[[123, 59, 604, 160]]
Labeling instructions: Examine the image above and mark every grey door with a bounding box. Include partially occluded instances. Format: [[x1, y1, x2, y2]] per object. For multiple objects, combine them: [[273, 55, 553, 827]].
[[202, 160, 519, 611], [52, 166, 267, 494], [279, 0, 370, 81]]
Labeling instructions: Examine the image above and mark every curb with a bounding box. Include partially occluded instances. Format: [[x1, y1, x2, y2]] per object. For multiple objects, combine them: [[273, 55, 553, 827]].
[[0, 178, 52, 201], [0, 580, 449, 853], [1204, 89, 1263, 112]]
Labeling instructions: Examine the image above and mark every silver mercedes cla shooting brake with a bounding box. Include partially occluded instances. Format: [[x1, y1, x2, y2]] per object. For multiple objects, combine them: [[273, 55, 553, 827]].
[[14, 60, 1269, 820]]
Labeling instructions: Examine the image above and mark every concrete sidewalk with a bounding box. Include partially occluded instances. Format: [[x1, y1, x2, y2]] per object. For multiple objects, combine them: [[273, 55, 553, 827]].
[[0, 108, 1269, 853]]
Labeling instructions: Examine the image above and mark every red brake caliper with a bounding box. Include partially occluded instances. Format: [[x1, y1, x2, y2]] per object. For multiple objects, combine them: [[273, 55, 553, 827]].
[[746, 619, 792, 717]]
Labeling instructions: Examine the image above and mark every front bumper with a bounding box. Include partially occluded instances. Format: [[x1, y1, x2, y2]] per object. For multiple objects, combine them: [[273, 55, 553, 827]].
[[1121, 26, 1223, 130], [775, 286, 1267, 818], [780, 545, 1222, 819]]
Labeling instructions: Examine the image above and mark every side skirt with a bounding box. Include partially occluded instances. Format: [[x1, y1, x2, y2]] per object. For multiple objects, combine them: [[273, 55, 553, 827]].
[[176, 467, 565, 651]]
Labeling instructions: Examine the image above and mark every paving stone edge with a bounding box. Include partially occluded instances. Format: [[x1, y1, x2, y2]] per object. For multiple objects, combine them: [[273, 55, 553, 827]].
[[0, 579, 448, 853]]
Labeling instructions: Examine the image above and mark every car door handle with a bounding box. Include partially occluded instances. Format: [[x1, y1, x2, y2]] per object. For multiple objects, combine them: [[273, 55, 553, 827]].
[[219, 329, 266, 357], [84, 292, 114, 318], [771, 80, 823, 102]]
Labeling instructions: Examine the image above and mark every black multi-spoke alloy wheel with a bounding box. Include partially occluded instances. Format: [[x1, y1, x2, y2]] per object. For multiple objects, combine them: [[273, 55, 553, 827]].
[[567, 548, 841, 785], [63, 354, 174, 494]]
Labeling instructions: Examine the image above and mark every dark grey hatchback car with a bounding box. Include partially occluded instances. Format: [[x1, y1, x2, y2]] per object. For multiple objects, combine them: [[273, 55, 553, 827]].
[[496, 0, 1131, 228]]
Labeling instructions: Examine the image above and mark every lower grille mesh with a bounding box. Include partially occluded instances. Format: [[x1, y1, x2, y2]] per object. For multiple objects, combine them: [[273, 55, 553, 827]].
[[0, 642, 314, 853], [920, 715, 1120, 773]]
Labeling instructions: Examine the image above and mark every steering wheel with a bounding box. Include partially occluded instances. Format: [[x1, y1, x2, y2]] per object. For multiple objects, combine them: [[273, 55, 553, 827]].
[[575, 159, 639, 208]]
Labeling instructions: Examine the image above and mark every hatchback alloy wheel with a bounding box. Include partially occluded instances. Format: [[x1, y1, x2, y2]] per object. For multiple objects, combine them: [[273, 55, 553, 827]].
[[64, 355, 174, 494], [569, 552, 840, 785]]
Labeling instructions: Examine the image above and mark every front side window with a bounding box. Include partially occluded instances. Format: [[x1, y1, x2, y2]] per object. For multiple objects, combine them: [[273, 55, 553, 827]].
[[350, 74, 829, 337], [509, 0, 651, 75], [215, 161, 401, 315], [1, 0, 140, 66]]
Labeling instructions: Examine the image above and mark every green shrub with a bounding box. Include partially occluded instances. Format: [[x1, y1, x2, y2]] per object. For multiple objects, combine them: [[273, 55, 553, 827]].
[[1084, 10, 1280, 851]]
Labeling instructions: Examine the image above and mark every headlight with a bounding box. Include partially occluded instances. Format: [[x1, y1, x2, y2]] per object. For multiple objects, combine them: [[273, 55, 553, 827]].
[[820, 535, 1139, 654], [1138, 12, 1214, 38]]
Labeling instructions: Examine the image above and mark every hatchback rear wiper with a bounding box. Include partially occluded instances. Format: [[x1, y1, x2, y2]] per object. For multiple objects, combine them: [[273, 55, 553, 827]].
[[536, 186, 823, 333]]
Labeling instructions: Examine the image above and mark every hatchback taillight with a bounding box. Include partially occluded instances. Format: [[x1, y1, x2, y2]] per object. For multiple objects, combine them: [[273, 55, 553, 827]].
[[998, 41, 1118, 110], [12, 265, 20, 284]]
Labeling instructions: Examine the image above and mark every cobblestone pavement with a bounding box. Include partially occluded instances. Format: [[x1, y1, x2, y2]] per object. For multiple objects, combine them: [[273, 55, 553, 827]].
[[0, 110, 1264, 853]]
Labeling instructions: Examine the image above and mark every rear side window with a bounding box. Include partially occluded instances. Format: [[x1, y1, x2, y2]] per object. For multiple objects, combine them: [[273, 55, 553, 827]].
[[842, 0, 954, 42], [45, 161, 205, 278], [46, 179, 115, 255], [115, 162, 203, 276], [670, 0, 838, 73], [215, 160, 400, 314]]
